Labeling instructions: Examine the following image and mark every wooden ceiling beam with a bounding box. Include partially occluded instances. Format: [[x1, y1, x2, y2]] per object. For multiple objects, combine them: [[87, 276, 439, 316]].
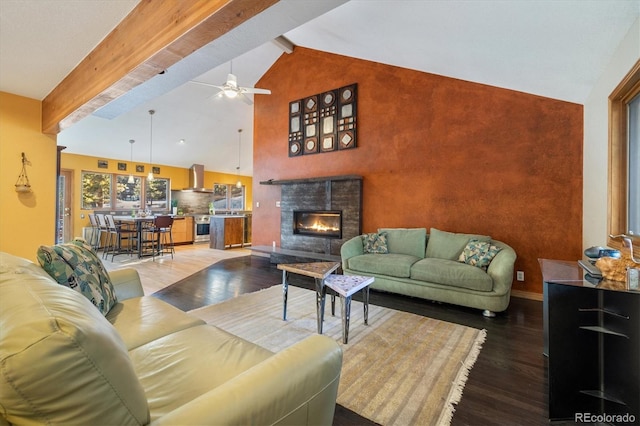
[[42, 0, 278, 135]]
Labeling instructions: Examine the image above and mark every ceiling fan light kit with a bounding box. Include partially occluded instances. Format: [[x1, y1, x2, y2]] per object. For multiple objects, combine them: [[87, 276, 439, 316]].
[[191, 61, 271, 105]]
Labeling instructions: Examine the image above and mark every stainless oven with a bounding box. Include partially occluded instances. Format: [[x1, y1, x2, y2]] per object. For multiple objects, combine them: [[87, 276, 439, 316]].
[[193, 215, 210, 243]]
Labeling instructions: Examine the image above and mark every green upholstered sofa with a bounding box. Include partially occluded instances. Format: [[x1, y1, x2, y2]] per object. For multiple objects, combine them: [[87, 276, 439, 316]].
[[0, 249, 343, 425], [341, 228, 517, 316]]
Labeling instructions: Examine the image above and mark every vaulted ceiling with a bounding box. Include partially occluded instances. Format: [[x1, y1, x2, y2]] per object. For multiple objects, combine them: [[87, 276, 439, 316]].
[[1, 0, 638, 175]]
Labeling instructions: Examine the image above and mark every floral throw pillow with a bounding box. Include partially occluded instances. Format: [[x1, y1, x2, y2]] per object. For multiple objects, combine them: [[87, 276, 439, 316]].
[[37, 238, 117, 315], [458, 239, 502, 270], [362, 232, 389, 254]]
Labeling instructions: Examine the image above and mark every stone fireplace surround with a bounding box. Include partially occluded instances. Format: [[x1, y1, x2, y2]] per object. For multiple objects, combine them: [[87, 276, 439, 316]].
[[260, 175, 362, 258]]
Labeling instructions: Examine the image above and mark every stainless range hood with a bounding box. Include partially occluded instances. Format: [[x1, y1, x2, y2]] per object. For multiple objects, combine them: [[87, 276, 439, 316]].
[[182, 164, 213, 192]]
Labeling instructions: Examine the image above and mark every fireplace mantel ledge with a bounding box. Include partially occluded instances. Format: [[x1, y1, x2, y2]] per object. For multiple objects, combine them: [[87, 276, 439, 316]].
[[259, 175, 362, 185]]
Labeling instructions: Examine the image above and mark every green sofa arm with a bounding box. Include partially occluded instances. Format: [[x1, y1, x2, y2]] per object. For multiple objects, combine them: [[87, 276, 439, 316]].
[[486, 242, 517, 296], [109, 268, 144, 300], [341, 235, 364, 271], [151, 334, 343, 426]]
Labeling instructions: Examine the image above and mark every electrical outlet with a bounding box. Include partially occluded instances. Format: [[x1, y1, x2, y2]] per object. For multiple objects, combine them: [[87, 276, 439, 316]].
[[256, 201, 260, 208], [276, 201, 281, 207], [516, 271, 525, 281]]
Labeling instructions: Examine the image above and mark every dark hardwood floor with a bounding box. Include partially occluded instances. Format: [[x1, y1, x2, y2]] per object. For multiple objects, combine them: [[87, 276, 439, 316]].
[[153, 255, 551, 426]]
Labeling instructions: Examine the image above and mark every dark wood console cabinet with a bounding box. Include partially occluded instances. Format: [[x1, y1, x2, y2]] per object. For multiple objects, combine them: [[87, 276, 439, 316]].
[[541, 259, 639, 424]]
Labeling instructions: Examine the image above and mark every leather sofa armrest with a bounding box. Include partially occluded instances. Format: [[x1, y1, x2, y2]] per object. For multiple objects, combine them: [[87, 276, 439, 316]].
[[150, 335, 343, 426], [109, 268, 144, 300], [341, 235, 364, 271], [487, 242, 517, 296]]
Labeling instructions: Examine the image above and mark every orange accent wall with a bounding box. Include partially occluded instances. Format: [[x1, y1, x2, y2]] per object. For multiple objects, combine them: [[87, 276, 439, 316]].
[[253, 48, 583, 294]]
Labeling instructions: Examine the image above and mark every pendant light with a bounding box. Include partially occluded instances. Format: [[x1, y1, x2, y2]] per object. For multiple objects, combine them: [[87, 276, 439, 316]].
[[147, 110, 155, 181], [128, 139, 135, 184], [236, 128, 242, 188]]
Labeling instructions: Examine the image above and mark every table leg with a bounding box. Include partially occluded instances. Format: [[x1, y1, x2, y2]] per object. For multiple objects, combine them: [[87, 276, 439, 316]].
[[341, 295, 352, 344], [315, 277, 326, 334], [363, 286, 370, 325], [282, 270, 288, 320]]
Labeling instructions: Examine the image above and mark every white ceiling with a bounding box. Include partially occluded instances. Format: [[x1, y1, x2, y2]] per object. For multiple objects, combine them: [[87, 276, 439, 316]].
[[1, 0, 638, 176]]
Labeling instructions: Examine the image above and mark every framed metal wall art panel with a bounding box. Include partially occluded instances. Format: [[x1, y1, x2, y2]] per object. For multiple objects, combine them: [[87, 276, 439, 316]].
[[288, 100, 303, 157], [289, 84, 357, 157], [337, 84, 357, 150]]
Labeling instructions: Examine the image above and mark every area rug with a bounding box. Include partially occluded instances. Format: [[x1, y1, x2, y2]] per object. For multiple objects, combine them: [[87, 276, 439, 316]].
[[189, 285, 486, 426]]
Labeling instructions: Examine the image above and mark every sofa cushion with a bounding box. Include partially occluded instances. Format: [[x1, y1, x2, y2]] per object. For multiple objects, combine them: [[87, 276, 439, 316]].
[[347, 253, 420, 278], [130, 325, 273, 421], [37, 239, 117, 315], [106, 296, 206, 350], [410, 257, 494, 292], [0, 252, 149, 425], [425, 228, 491, 261], [458, 239, 502, 271], [378, 228, 426, 258], [362, 232, 389, 254]]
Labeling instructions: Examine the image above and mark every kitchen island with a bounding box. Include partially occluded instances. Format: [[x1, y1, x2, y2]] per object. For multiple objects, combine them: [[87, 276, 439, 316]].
[[210, 215, 250, 249]]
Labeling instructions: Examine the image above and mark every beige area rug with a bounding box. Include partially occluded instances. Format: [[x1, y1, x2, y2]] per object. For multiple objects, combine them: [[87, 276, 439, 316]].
[[189, 285, 486, 426]]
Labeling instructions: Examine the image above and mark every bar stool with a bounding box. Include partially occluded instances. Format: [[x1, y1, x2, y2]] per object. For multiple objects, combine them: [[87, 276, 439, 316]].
[[103, 214, 137, 261], [95, 214, 109, 253], [152, 215, 174, 260], [88, 214, 100, 250]]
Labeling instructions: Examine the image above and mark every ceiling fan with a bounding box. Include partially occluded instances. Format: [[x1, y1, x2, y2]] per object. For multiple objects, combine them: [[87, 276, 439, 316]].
[[191, 61, 271, 105]]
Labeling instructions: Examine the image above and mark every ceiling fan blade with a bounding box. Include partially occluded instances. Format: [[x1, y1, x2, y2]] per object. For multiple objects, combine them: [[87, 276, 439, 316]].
[[238, 92, 253, 105], [190, 80, 223, 89], [240, 87, 271, 95]]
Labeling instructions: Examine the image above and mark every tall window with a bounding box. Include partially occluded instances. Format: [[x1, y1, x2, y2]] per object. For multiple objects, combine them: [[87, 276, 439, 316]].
[[629, 93, 640, 235], [145, 178, 169, 211], [608, 60, 640, 247], [81, 172, 112, 209], [115, 175, 141, 210]]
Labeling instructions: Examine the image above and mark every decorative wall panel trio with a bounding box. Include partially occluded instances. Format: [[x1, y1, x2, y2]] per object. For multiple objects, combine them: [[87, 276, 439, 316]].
[[288, 84, 357, 157]]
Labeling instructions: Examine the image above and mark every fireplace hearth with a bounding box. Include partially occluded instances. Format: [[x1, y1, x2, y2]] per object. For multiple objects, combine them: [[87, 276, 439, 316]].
[[293, 210, 342, 239]]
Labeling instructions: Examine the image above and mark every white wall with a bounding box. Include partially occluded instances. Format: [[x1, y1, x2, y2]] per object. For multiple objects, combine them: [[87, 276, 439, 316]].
[[583, 17, 640, 249]]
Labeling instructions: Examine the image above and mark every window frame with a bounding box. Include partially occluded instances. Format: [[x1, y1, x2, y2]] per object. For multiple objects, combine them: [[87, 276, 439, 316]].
[[608, 59, 640, 249]]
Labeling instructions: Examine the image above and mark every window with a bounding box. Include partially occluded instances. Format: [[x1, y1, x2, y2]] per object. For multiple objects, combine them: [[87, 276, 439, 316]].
[[81, 171, 170, 212], [81, 172, 112, 209], [145, 178, 169, 211], [213, 183, 245, 211], [115, 175, 142, 210], [230, 185, 244, 210], [213, 184, 228, 210], [608, 60, 640, 247]]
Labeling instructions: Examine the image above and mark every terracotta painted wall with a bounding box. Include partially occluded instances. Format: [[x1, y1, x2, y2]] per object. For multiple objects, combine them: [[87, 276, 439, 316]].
[[253, 48, 583, 295], [0, 92, 58, 261]]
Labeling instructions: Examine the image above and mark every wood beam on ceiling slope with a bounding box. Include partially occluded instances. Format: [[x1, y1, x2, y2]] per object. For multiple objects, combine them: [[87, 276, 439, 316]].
[[41, 0, 278, 135]]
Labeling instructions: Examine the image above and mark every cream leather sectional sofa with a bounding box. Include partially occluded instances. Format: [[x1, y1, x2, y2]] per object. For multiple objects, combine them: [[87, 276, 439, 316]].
[[0, 250, 342, 425]]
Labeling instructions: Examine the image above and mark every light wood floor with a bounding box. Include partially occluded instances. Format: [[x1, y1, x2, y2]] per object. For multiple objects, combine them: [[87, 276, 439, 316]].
[[101, 243, 252, 295]]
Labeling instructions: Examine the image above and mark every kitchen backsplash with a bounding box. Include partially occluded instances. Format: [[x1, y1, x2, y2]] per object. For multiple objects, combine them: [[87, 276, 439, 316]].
[[170, 191, 214, 214]]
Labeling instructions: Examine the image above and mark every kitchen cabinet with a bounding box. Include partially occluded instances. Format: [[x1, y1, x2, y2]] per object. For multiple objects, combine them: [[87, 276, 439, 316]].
[[210, 216, 244, 249], [171, 216, 194, 244]]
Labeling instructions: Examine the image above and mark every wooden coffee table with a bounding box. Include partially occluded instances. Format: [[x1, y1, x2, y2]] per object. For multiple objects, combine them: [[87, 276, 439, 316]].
[[277, 262, 340, 333], [323, 274, 375, 343]]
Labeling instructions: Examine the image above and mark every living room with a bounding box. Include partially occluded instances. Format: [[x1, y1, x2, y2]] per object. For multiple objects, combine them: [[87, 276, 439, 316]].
[[1, 1, 639, 424]]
